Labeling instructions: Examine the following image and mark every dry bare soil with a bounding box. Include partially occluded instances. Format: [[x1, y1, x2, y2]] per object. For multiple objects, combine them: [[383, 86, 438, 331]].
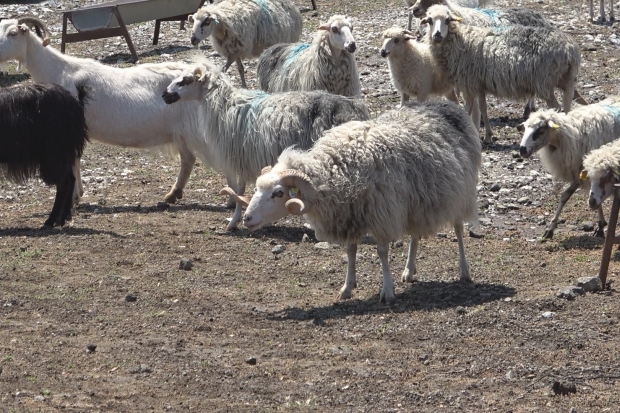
[[2, 0, 620, 411]]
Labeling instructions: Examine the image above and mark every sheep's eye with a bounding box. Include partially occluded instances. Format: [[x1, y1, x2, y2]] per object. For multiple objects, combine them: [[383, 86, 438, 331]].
[[272, 190, 284, 198], [201, 18, 211, 27], [532, 127, 545, 141], [331, 26, 339, 34], [445, 18, 450, 24], [394, 38, 400, 43]]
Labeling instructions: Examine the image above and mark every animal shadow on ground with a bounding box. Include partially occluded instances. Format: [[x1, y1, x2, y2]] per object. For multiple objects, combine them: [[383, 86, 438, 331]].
[[269, 280, 516, 322], [0, 73, 31, 88], [75, 202, 230, 215], [0, 226, 121, 238], [228, 224, 378, 246], [100, 45, 193, 64], [559, 234, 604, 250]]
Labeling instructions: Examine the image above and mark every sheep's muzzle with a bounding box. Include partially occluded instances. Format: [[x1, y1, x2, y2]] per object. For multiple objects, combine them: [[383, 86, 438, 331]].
[[380, 49, 389, 58], [162, 91, 180, 104]]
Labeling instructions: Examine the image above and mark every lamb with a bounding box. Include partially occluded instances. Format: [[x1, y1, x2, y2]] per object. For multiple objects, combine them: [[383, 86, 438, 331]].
[[161, 61, 370, 230], [380, 27, 457, 105], [404, 0, 491, 31], [424, 5, 585, 144], [590, 0, 614, 22], [582, 139, 620, 212], [238, 100, 482, 305], [0, 16, 225, 207], [189, 0, 303, 88], [0, 82, 88, 228], [256, 15, 361, 97], [518, 97, 620, 239]]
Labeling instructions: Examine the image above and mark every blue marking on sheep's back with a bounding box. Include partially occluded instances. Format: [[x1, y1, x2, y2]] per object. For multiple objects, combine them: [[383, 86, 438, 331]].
[[284, 43, 311, 69], [477, 8, 504, 28], [254, 0, 270, 14], [603, 105, 620, 123], [250, 91, 270, 112]]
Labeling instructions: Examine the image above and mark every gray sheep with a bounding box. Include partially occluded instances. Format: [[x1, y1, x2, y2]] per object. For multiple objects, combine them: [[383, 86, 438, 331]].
[[519, 97, 620, 239], [189, 0, 303, 88], [256, 15, 361, 97], [161, 61, 369, 230], [424, 5, 586, 144], [240, 100, 481, 305]]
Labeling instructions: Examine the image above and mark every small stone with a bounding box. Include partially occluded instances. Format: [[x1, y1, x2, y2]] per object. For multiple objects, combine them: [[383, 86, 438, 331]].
[[140, 364, 151, 373], [517, 197, 530, 204], [479, 217, 492, 226], [271, 245, 285, 254], [437, 233, 448, 238], [34, 395, 45, 402], [576, 276, 602, 292], [581, 222, 595, 232], [179, 259, 193, 270], [505, 370, 513, 379], [315, 242, 330, 250], [245, 357, 257, 365], [552, 381, 576, 395], [87, 344, 97, 353], [393, 240, 404, 248], [490, 183, 501, 192], [540, 262, 547, 267], [301, 233, 310, 243], [125, 294, 137, 302], [542, 311, 554, 319], [569, 408, 578, 413], [557, 286, 585, 300], [469, 228, 485, 239], [456, 306, 467, 314], [19, 246, 27, 252]]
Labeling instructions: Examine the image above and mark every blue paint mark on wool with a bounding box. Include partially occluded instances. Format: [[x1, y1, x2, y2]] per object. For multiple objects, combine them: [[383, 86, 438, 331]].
[[603, 105, 620, 123], [284, 43, 311, 69], [254, 0, 271, 14], [250, 91, 270, 112], [478, 8, 504, 28]]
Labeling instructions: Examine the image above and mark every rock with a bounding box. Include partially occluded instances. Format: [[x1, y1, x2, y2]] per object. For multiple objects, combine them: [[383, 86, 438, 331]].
[[456, 306, 467, 314], [505, 370, 513, 379], [437, 233, 448, 238], [552, 381, 576, 395], [0, 365, 2, 375], [156, 201, 169, 210], [245, 357, 257, 365], [87, 344, 97, 353], [517, 197, 530, 204], [34, 395, 45, 402], [557, 286, 585, 300], [479, 217, 492, 226], [541, 311, 554, 319], [129, 364, 152, 374], [490, 183, 501, 192], [179, 259, 193, 270], [271, 244, 286, 254], [315, 242, 330, 250], [581, 221, 595, 232], [576, 276, 602, 292], [540, 262, 546, 268], [569, 408, 578, 413], [125, 294, 137, 302], [582, 43, 598, 51], [301, 233, 310, 243], [469, 228, 485, 239]]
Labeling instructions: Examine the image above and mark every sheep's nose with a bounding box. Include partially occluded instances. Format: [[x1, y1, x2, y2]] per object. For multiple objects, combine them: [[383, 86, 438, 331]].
[[380, 49, 388, 58], [589, 197, 599, 209], [519, 146, 529, 158], [346, 42, 357, 53], [243, 213, 252, 223], [432, 32, 443, 43], [190, 36, 200, 46], [411, 6, 423, 17], [162, 91, 180, 104]]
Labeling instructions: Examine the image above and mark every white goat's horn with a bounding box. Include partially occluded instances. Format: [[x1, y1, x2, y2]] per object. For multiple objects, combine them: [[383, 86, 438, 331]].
[[17, 16, 50, 43], [220, 187, 249, 207]]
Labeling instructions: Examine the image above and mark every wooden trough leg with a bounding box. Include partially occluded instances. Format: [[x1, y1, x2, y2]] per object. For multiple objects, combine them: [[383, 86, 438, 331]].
[[153, 19, 161, 45], [113, 6, 138, 62], [598, 185, 620, 287], [61, 13, 68, 54]]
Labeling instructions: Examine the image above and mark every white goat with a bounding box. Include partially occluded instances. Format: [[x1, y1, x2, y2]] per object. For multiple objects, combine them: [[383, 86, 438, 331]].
[[161, 61, 369, 230], [189, 0, 303, 88], [590, 0, 615, 22], [240, 100, 481, 305], [582, 139, 620, 211], [518, 97, 620, 239], [380, 27, 457, 105], [0, 16, 222, 206], [256, 15, 361, 97]]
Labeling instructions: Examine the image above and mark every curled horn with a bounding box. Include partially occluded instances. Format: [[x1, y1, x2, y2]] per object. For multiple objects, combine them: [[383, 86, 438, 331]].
[[261, 165, 272, 175], [220, 186, 250, 207], [278, 170, 316, 215], [17, 16, 51, 46]]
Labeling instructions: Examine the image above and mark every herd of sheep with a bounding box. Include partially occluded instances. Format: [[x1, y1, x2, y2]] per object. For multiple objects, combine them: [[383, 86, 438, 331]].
[[1, 0, 620, 304]]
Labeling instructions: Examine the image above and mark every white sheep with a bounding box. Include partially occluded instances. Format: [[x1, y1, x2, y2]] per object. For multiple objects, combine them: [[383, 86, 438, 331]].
[[0, 16, 224, 206], [380, 27, 457, 105], [518, 97, 620, 239], [189, 0, 303, 88], [590, 0, 614, 22], [424, 5, 585, 144], [405, 0, 491, 31], [582, 139, 620, 211], [161, 61, 369, 230], [239, 100, 482, 305], [256, 15, 361, 97]]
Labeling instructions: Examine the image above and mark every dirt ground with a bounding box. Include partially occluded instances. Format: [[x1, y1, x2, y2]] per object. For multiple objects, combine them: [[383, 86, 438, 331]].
[[2, 0, 620, 411]]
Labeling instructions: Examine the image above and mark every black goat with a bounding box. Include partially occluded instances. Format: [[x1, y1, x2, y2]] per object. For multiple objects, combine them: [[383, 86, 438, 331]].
[[0, 82, 89, 228]]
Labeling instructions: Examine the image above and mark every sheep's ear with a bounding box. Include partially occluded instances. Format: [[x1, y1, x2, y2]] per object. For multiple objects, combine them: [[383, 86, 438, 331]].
[[42, 38, 50, 47], [261, 166, 272, 175], [404, 33, 415, 41], [451, 15, 463, 22], [193, 66, 207, 83], [579, 170, 588, 180], [420, 17, 431, 25], [188, 15, 194, 24], [548, 120, 560, 130], [318, 23, 330, 30], [516, 123, 525, 132]]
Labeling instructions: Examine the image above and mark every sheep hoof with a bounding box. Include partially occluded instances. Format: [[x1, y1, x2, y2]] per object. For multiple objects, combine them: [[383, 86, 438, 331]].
[[459, 266, 471, 282], [379, 287, 396, 306], [164, 189, 182, 204], [593, 229, 605, 238], [338, 286, 353, 300], [542, 229, 554, 239], [401, 268, 417, 283]]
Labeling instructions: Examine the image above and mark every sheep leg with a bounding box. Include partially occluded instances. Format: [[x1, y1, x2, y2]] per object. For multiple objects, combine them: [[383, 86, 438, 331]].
[[543, 180, 580, 239], [454, 222, 471, 282], [407, 10, 414, 31], [224, 172, 239, 208], [562, 80, 575, 114], [45, 171, 75, 228], [222, 56, 235, 73], [445, 89, 459, 104], [401, 93, 410, 106], [164, 142, 196, 204], [338, 243, 358, 300], [523, 97, 536, 119], [610, 0, 615, 20], [235, 57, 247, 89], [478, 93, 493, 144], [595, 205, 608, 238], [464, 92, 481, 129], [227, 179, 246, 231], [57, 171, 77, 226], [601, 0, 607, 21], [544, 94, 561, 112], [71, 158, 84, 206], [377, 241, 396, 305], [590, 0, 595, 21], [401, 236, 418, 283]]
